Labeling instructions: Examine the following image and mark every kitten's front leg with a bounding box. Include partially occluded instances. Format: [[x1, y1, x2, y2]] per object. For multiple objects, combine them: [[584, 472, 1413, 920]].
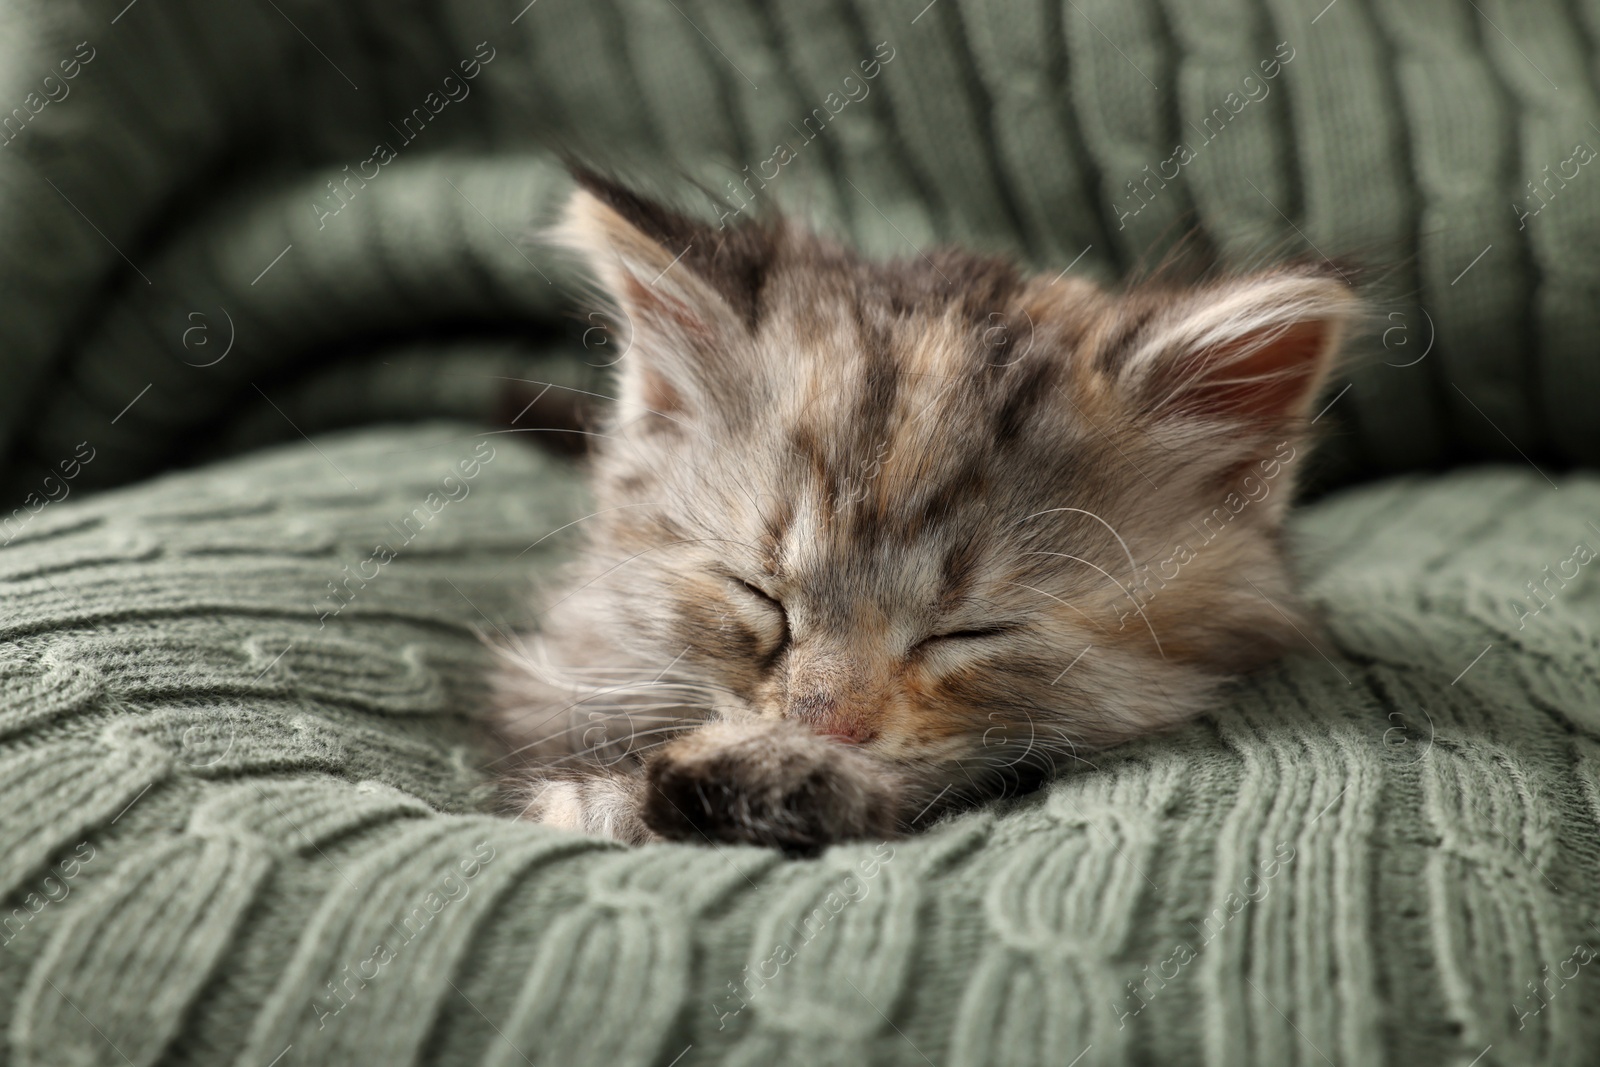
[[640, 720, 902, 855], [519, 767, 661, 846]]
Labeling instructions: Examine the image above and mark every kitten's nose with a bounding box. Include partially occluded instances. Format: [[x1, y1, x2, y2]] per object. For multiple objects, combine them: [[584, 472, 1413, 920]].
[[815, 720, 878, 745], [786, 692, 878, 745]]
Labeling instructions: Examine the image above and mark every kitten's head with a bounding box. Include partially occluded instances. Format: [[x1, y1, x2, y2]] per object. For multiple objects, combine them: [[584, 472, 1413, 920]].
[[543, 171, 1355, 800]]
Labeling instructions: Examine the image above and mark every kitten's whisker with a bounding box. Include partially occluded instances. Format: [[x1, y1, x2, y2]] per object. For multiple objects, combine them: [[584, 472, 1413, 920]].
[[480, 427, 616, 441], [1001, 580, 1110, 633], [505, 713, 688, 755], [546, 671, 744, 703], [507, 711, 692, 753], [563, 674, 745, 703], [1040, 724, 1100, 772], [557, 699, 692, 712], [1024, 549, 1165, 659], [1014, 505, 1143, 591], [503, 502, 661, 566], [498, 652, 712, 692], [537, 536, 770, 615], [522, 679, 740, 732], [511, 721, 699, 769], [1016, 709, 1057, 778], [492, 669, 709, 768], [485, 377, 620, 407], [554, 703, 690, 714], [486, 627, 742, 710], [532, 725, 695, 771], [484, 670, 710, 764]]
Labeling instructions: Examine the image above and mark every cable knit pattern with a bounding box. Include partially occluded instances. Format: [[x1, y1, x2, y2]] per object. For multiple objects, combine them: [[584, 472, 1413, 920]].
[[0, 425, 1594, 1067], [1, 0, 1597, 498], [2, 1, 1599, 1065]]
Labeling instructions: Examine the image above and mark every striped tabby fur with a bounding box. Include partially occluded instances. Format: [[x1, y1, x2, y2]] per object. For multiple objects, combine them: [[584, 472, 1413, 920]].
[[492, 172, 1356, 854]]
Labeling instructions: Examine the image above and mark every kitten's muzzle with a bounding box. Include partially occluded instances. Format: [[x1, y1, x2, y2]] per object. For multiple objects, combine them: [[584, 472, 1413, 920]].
[[786, 691, 878, 745]]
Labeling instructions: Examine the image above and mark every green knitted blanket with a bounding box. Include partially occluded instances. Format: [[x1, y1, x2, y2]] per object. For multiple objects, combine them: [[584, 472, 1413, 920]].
[[3, 0, 1599, 1065], [2, 0, 1597, 498], [4, 427, 1596, 1067]]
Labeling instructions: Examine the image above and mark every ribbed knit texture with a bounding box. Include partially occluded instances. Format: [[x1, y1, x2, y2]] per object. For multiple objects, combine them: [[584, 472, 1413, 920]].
[[2, 0, 1599, 501], [3, 1, 1599, 1065], [2, 426, 1597, 1066]]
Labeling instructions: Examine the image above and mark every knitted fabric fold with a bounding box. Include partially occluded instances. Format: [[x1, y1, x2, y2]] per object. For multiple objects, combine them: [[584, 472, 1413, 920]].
[[2, 0, 1597, 501], [1, 425, 1596, 1066]]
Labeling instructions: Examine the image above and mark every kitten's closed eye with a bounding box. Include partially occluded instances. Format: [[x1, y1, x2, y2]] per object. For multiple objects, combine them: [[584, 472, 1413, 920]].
[[730, 577, 789, 660], [912, 625, 1019, 653], [735, 578, 783, 610]]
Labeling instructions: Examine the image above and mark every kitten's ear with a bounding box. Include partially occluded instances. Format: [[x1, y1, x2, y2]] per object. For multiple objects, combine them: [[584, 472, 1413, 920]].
[[552, 170, 775, 422], [1116, 267, 1357, 427]]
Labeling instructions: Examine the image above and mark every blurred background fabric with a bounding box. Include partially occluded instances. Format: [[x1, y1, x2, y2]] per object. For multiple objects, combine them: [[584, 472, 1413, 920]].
[[2, 0, 1596, 501], [2, 2, 1599, 1066]]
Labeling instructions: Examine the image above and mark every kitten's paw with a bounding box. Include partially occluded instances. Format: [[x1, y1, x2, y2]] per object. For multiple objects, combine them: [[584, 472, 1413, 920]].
[[519, 774, 660, 846], [639, 720, 900, 855]]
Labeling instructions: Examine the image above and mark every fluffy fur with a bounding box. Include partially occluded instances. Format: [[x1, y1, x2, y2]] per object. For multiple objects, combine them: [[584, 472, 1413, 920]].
[[491, 171, 1357, 854]]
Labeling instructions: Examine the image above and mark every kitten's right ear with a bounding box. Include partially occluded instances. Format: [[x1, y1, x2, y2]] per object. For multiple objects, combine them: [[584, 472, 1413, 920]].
[[1113, 266, 1357, 429], [552, 170, 776, 423]]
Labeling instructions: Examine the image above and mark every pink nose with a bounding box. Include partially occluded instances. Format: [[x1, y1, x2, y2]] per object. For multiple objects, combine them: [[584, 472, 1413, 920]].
[[788, 693, 877, 744], [816, 719, 877, 745]]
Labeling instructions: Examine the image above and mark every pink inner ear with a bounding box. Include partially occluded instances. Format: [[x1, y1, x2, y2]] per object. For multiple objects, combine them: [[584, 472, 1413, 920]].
[[622, 272, 709, 340], [616, 268, 710, 417], [639, 366, 687, 415], [618, 273, 698, 416], [1180, 319, 1330, 421]]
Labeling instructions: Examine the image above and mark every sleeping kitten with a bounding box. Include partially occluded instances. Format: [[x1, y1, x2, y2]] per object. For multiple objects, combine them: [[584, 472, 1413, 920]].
[[492, 171, 1355, 854]]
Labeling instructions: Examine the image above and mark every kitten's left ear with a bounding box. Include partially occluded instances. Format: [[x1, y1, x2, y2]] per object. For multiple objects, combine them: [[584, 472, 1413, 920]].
[[551, 169, 775, 422], [1117, 267, 1357, 427]]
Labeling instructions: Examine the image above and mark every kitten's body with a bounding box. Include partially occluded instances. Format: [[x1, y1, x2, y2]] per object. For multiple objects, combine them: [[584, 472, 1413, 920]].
[[492, 172, 1355, 854]]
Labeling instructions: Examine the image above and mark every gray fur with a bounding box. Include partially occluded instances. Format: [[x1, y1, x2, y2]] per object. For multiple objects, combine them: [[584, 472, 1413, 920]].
[[491, 174, 1357, 851]]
